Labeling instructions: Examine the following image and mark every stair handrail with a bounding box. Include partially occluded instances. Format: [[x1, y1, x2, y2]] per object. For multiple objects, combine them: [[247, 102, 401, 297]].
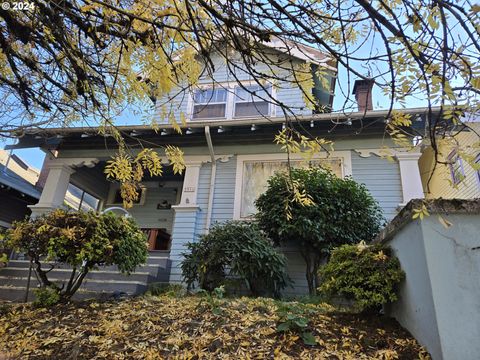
[[101, 207, 131, 217]]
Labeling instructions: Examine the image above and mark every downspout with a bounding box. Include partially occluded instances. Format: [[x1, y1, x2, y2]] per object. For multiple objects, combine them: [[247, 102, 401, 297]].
[[204, 126, 216, 234]]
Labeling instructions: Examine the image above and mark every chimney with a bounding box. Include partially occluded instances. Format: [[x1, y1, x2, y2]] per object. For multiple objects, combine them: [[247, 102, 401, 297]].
[[353, 79, 374, 112]]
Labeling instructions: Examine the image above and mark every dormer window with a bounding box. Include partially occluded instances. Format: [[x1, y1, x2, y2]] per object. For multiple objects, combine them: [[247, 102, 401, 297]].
[[189, 82, 275, 121], [192, 88, 227, 119], [234, 85, 271, 117]]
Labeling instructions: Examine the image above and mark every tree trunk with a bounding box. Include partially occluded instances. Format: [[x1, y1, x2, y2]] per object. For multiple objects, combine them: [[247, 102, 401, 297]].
[[300, 246, 322, 296], [33, 257, 59, 291]]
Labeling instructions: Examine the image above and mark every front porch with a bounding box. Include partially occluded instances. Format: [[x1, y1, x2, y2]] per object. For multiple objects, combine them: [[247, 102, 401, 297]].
[[2, 154, 221, 300], [31, 157, 187, 252]]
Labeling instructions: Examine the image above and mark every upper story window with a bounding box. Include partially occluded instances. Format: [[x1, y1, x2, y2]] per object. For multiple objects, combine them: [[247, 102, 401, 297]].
[[448, 151, 465, 185], [234, 85, 271, 117], [192, 88, 228, 119], [190, 83, 274, 120]]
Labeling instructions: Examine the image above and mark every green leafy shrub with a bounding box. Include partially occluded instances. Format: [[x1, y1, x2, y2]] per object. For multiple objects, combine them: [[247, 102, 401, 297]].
[[147, 283, 185, 297], [318, 242, 404, 312], [0, 229, 9, 268], [6, 209, 148, 301], [276, 302, 317, 345], [181, 221, 291, 297], [197, 285, 226, 315], [33, 286, 61, 307], [256, 167, 384, 295]]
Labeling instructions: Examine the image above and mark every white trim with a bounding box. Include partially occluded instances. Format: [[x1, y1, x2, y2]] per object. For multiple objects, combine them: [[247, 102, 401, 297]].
[[233, 151, 352, 219], [171, 205, 200, 212], [395, 152, 424, 206], [51, 157, 99, 169]]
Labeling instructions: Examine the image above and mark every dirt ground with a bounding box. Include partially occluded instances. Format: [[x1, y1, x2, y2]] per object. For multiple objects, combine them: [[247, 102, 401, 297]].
[[0, 295, 429, 359]]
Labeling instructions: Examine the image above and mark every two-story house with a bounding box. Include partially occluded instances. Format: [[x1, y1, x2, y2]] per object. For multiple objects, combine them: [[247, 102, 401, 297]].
[[4, 44, 430, 297]]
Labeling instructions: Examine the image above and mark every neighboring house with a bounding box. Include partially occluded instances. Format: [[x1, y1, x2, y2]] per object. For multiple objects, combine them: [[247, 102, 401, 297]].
[[0, 150, 41, 228], [419, 117, 480, 199], [8, 45, 430, 295]]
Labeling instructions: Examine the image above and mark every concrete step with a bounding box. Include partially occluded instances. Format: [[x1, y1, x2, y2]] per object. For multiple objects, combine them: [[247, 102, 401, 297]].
[[0, 285, 126, 302], [0, 267, 151, 283], [0, 253, 172, 302], [7, 257, 170, 270], [0, 276, 148, 294], [5, 260, 170, 279]]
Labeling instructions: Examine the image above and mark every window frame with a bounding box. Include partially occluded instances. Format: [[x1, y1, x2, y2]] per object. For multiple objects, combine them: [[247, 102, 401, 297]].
[[447, 151, 465, 185], [232, 84, 273, 119], [187, 81, 276, 121], [191, 87, 228, 120], [475, 154, 480, 189], [233, 151, 353, 220], [65, 183, 101, 211]]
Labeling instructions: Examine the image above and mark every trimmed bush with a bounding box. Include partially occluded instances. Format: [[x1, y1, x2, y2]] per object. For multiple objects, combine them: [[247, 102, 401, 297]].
[[318, 242, 404, 312], [181, 221, 290, 297], [6, 209, 148, 301], [256, 167, 385, 295], [33, 287, 61, 307]]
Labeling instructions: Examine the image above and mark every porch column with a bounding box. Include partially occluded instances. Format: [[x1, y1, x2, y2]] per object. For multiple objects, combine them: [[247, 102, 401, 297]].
[[29, 162, 75, 217], [169, 161, 202, 283], [396, 152, 424, 206]]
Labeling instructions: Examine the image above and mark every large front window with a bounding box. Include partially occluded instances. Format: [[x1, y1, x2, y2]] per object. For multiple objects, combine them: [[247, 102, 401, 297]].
[[238, 157, 344, 219]]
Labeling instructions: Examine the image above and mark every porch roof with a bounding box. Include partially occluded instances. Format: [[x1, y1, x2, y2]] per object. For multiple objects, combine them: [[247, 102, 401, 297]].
[[0, 164, 41, 199], [8, 107, 439, 151]]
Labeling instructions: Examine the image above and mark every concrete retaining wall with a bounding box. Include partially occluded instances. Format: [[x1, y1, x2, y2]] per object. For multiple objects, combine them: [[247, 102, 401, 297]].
[[377, 199, 480, 360]]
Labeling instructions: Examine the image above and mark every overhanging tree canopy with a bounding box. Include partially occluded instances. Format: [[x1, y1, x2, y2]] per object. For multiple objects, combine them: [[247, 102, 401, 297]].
[[0, 0, 479, 203]]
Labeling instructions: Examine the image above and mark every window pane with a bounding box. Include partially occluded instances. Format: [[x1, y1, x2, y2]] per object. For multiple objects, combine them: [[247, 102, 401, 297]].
[[476, 155, 480, 187], [448, 153, 464, 185], [81, 192, 100, 211], [194, 88, 227, 104], [64, 183, 83, 210], [234, 85, 272, 117], [192, 104, 226, 119], [241, 161, 288, 218], [240, 159, 343, 218], [235, 85, 271, 103], [235, 102, 269, 117]]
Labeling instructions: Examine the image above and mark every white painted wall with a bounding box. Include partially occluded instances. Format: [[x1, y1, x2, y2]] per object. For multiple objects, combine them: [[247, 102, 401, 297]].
[[386, 212, 480, 360]]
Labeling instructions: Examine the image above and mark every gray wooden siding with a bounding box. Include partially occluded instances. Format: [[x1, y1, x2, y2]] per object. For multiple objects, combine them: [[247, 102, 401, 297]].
[[210, 157, 237, 223], [167, 147, 404, 294], [194, 163, 212, 237], [155, 53, 316, 123], [350, 152, 403, 221], [169, 210, 198, 283]]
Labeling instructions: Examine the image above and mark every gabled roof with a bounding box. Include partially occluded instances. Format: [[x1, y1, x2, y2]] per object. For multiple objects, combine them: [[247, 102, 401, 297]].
[[263, 37, 336, 70], [0, 164, 41, 199]]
